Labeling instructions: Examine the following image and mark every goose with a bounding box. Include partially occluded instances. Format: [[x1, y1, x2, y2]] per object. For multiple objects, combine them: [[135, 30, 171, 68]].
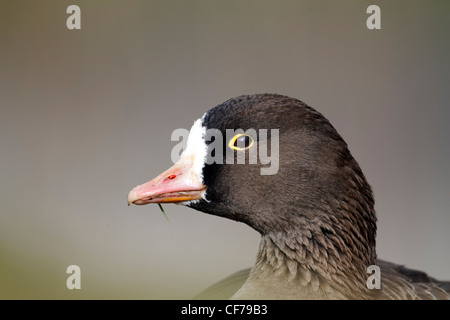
[[128, 93, 450, 299]]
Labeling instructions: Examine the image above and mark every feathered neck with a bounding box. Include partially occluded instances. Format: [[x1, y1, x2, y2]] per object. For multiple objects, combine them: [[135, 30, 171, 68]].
[[232, 230, 377, 299]]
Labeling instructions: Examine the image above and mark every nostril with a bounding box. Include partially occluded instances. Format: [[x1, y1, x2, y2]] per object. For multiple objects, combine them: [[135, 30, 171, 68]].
[[165, 174, 176, 181]]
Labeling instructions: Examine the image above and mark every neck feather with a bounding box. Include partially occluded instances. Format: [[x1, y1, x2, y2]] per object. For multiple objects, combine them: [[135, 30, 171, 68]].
[[233, 226, 377, 299]]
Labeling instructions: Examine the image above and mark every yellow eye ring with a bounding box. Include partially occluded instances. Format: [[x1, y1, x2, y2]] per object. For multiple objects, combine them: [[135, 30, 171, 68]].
[[228, 133, 255, 150]]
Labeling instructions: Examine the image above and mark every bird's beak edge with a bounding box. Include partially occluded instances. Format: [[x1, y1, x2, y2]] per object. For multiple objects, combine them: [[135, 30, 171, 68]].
[[127, 156, 206, 206]]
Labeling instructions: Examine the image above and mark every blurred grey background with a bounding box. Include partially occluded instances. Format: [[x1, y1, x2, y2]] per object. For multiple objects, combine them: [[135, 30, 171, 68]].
[[1, 0, 449, 299]]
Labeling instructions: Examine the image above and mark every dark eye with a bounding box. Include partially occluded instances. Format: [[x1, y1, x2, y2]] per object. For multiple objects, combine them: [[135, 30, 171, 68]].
[[228, 134, 254, 150], [235, 135, 250, 148]]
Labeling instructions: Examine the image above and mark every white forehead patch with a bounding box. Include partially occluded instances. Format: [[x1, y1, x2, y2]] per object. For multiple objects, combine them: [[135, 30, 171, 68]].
[[178, 116, 209, 204], [182, 118, 207, 178]]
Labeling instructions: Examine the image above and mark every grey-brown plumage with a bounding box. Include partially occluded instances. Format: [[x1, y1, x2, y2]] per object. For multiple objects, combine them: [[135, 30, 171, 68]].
[[129, 93, 449, 299], [188, 94, 449, 300], [195, 245, 450, 300]]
